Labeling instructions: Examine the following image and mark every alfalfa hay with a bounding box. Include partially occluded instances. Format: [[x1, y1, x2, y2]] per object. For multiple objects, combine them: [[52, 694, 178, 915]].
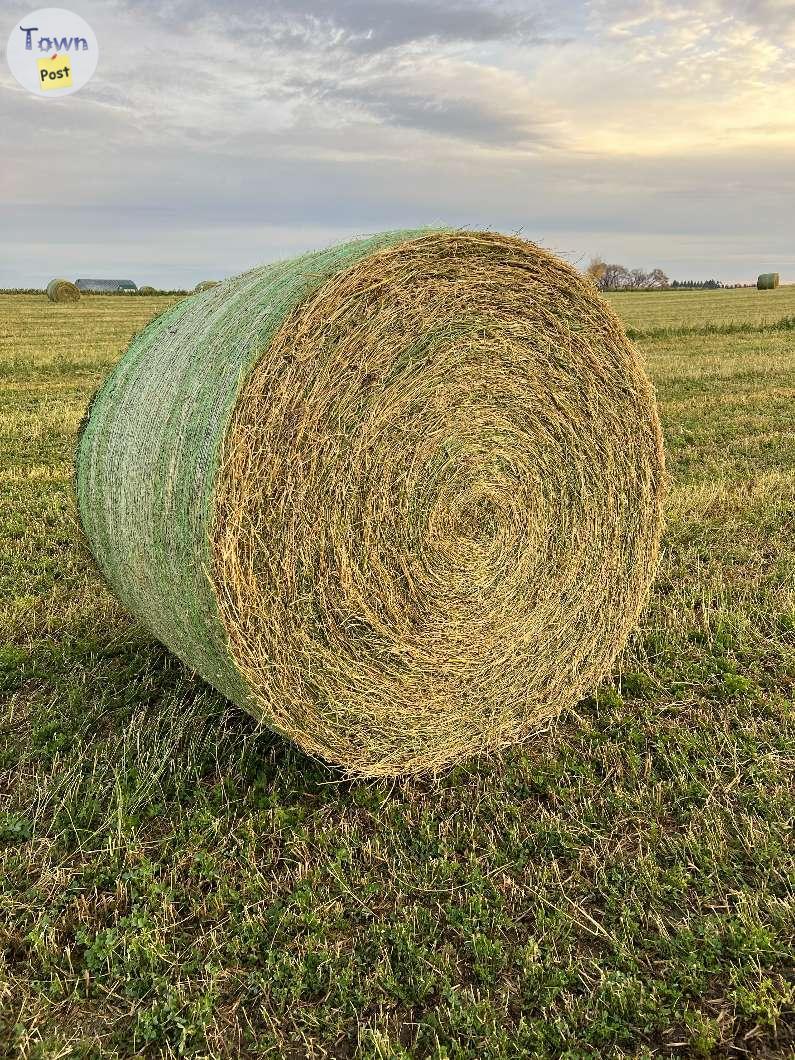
[[75, 230, 665, 777], [47, 278, 80, 303], [757, 273, 780, 290]]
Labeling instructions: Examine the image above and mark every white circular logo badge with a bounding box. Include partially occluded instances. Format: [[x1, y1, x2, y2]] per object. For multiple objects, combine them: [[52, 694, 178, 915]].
[[6, 8, 98, 97]]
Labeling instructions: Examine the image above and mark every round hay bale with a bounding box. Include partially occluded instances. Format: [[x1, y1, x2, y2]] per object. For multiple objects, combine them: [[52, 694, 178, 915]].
[[47, 278, 80, 303], [195, 279, 220, 292], [757, 273, 780, 290], [139, 285, 158, 295], [75, 230, 665, 778]]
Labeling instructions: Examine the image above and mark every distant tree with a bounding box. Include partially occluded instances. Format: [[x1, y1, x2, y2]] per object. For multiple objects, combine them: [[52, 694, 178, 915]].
[[599, 263, 631, 291], [670, 278, 722, 289], [647, 268, 669, 289], [587, 261, 670, 291], [585, 257, 607, 286], [628, 268, 649, 289]]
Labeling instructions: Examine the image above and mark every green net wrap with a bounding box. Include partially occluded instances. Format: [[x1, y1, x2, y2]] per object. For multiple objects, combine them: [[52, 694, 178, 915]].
[[76, 229, 436, 715]]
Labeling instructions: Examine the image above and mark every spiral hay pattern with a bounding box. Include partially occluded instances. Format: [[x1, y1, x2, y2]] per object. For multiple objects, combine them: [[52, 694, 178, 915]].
[[76, 230, 665, 777], [47, 278, 80, 303]]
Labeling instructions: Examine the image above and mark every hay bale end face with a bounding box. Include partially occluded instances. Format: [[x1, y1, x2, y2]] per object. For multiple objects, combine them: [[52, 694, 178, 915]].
[[76, 230, 666, 777], [138, 285, 157, 295], [757, 273, 780, 290], [46, 278, 80, 303]]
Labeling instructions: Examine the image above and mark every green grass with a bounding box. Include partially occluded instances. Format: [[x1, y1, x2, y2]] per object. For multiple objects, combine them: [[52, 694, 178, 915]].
[[1, 292, 794, 1058], [606, 284, 795, 331]]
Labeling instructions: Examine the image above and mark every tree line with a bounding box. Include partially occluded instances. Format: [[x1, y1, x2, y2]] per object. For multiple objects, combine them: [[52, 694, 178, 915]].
[[669, 279, 722, 289], [585, 258, 726, 291]]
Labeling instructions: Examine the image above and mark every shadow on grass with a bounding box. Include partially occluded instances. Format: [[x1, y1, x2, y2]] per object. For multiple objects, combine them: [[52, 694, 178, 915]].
[[5, 621, 556, 854], [6, 630, 360, 847]]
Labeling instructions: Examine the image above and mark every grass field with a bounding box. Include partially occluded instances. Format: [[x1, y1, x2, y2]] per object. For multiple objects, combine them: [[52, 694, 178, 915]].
[[1, 287, 793, 1058], [606, 285, 795, 331]]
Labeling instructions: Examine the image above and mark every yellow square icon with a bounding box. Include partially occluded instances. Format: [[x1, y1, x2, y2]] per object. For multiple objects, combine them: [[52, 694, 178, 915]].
[[37, 54, 73, 91]]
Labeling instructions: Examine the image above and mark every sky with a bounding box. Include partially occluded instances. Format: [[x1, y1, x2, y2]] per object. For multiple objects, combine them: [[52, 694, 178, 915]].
[[1, 0, 794, 288]]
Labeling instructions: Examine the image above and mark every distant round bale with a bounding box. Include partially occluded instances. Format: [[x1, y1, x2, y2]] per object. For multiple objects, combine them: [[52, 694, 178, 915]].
[[757, 273, 780, 290], [138, 285, 158, 295], [75, 230, 666, 778], [46, 278, 80, 303], [194, 280, 220, 292]]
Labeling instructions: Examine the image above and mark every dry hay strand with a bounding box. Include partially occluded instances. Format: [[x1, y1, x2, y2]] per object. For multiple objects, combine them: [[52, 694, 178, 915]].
[[76, 230, 665, 778], [757, 273, 780, 290], [195, 279, 220, 292], [46, 278, 80, 303]]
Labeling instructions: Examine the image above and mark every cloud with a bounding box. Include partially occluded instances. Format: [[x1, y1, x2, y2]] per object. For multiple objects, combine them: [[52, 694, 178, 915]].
[[300, 57, 563, 148], [590, 0, 794, 76], [129, 0, 552, 53], [535, 0, 795, 155], [0, 1, 566, 154], [714, 0, 795, 42], [0, 0, 793, 286]]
